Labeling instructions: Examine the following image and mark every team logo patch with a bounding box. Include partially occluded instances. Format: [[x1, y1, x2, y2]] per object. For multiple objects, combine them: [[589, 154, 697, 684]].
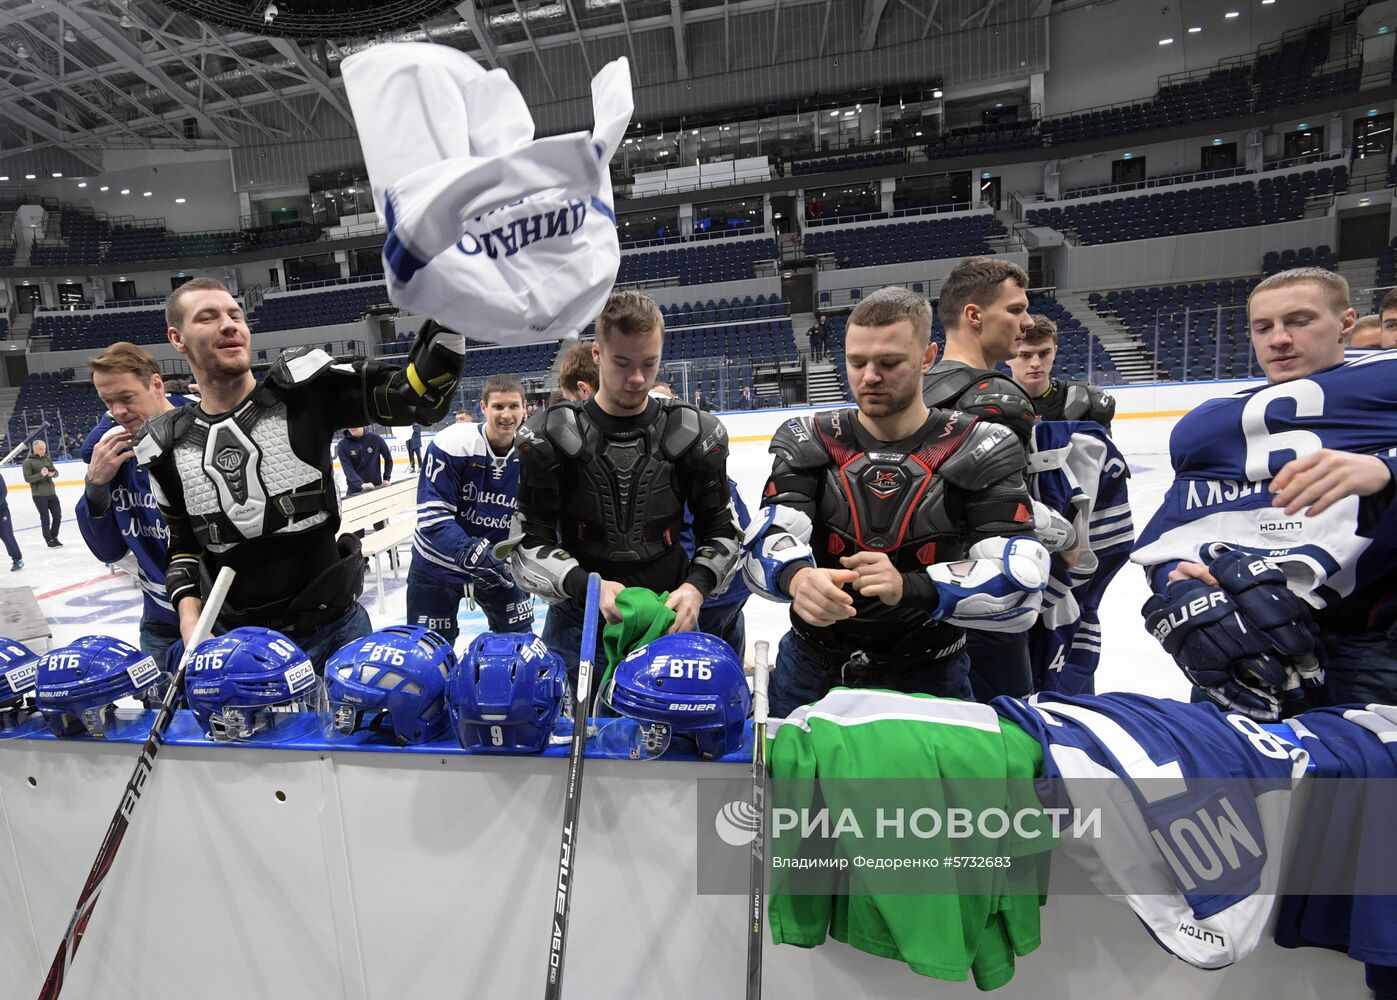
[[864, 467, 905, 499]]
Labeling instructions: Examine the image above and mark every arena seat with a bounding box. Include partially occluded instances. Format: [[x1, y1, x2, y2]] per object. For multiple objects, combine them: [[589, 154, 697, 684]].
[[31, 307, 168, 352], [1026, 169, 1345, 246], [804, 215, 1006, 268], [1091, 277, 1261, 381], [616, 237, 777, 287]]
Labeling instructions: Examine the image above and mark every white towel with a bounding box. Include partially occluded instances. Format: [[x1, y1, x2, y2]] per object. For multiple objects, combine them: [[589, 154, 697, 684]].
[[342, 43, 633, 345]]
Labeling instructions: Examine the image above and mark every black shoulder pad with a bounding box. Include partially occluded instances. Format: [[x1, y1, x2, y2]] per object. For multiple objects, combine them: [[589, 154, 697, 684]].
[[1061, 382, 1116, 424], [535, 401, 592, 462], [921, 365, 979, 410], [770, 414, 831, 470], [133, 406, 194, 468], [658, 400, 703, 460], [938, 421, 1028, 491], [267, 345, 336, 390]]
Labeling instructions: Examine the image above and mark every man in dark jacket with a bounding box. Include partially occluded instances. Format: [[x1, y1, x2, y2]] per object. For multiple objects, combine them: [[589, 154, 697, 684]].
[[337, 426, 394, 497], [22, 439, 61, 547]]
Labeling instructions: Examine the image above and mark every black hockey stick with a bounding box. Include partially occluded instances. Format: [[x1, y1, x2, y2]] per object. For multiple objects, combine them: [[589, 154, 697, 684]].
[[746, 639, 771, 1000], [543, 571, 602, 1000], [38, 566, 235, 1000]]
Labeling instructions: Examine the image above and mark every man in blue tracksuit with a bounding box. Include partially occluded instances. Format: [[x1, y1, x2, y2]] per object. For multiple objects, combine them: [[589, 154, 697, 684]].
[[337, 426, 394, 496], [406, 373, 532, 643], [78, 342, 192, 669]]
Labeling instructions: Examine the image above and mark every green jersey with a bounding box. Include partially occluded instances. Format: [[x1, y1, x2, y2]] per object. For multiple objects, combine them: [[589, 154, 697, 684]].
[[767, 688, 1053, 991]]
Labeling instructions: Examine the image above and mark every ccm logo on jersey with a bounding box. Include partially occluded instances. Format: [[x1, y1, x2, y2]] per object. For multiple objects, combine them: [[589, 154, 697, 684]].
[[1150, 590, 1229, 641]]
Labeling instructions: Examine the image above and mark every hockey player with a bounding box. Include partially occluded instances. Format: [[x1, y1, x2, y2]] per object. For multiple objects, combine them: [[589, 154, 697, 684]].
[[135, 277, 465, 670], [1008, 315, 1116, 432], [1349, 314, 1382, 350], [407, 373, 532, 643], [743, 286, 1049, 718], [503, 289, 741, 678], [1379, 288, 1397, 349], [924, 260, 1064, 701], [1134, 267, 1397, 715], [78, 342, 194, 669], [556, 341, 599, 401], [922, 256, 1038, 444]]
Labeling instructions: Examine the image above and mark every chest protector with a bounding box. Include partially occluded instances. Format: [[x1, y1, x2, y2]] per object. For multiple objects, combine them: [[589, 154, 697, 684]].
[[164, 396, 331, 552], [550, 403, 698, 565], [810, 408, 975, 569]]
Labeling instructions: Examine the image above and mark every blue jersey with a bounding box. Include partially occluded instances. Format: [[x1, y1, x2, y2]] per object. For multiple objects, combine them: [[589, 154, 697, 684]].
[[1276, 706, 1397, 968], [1133, 352, 1397, 629], [683, 477, 751, 609], [412, 422, 519, 586], [1028, 421, 1133, 694], [75, 397, 192, 628], [992, 692, 1308, 968]]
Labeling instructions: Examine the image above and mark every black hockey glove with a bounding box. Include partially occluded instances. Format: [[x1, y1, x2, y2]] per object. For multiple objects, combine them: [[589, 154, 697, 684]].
[[1208, 549, 1325, 694]]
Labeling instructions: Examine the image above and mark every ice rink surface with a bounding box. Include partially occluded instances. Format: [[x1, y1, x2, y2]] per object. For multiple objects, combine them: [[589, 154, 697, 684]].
[[0, 413, 1191, 703]]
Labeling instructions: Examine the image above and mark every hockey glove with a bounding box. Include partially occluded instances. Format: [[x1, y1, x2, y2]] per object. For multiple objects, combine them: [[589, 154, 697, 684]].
[[917, 536, 1050, 633], [1209, 549, 1325, 692], [1142, 579, 1284, 720], [461, 537, 515, 591]]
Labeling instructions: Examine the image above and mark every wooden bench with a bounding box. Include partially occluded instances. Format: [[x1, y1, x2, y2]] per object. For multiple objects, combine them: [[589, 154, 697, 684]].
[[340, 475, 419, 612]]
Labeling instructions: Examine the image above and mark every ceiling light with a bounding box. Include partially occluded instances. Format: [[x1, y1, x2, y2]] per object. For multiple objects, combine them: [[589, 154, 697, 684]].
[[24, 174, 34, 180], [981, 172, 992, 179], [1213, 138, 1223, 145], [1369, 108, 1380, 116], [77, 181, 87, 187], [120, 188, 130, 195], [142, 191, 152, 197], [0, 177, 8, 182], [829, 110, 840, 117], [691, 129, 698, 135], [932, 89, 942, 98], [63, 28, 77, 43], [175, 197, 186, 204], [51, 172, 61, 178], [1297, 122, 1308, 129], [99, 185, 108, 191], [1225, 10, 1240, 18], [915, 131, 923, 137], [843, 110, 855, 117], [1122, 153, 1133, 159], [1261, 0, 1275, 4], [623, 138, 631, 144], [1188, 25, 1202, 33], [1159, 37, 1174, 45]]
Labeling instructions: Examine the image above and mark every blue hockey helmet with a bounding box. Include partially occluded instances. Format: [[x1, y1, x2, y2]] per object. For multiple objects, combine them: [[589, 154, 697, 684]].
[[184, 627, 324, 743], [447, 632, 566, 753], [600, 632, 750, 760], [0, 639, 39, 711], [34, 636, 164, 738], [325, 625, 455, 745]]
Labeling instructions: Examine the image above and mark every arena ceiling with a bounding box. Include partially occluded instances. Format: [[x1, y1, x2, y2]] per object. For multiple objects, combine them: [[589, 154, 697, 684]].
[[0, 0, 1037, 168]]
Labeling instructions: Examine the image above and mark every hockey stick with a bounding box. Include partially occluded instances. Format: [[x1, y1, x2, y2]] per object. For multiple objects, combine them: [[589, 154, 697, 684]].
[[543, 571, 602, 1000], [37, 566, 235, 1000], [745, 640, 771, 1000]]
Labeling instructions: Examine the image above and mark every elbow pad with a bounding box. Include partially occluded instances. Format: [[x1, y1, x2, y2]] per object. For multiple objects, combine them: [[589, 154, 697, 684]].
[[741, 505, 815, 602], [1031, 499, 1078, 552]]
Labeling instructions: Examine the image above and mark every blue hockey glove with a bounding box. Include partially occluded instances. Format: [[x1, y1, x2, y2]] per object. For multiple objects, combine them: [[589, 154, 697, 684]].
[[1209, 550, 1325, 692], [461, 537, 514, 591], [1142, 579, 1285, 720]]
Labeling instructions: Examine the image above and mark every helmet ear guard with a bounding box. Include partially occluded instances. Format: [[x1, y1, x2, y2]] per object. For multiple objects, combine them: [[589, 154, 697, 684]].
[[446, 632, 567, 753], [324, 625, 456, 746], [597, 632, 751, 760], [183, 627, 325, 744]]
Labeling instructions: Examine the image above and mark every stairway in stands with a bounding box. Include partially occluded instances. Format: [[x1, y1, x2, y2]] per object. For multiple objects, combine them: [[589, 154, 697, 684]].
[[1053, 289, 1158, 384]]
